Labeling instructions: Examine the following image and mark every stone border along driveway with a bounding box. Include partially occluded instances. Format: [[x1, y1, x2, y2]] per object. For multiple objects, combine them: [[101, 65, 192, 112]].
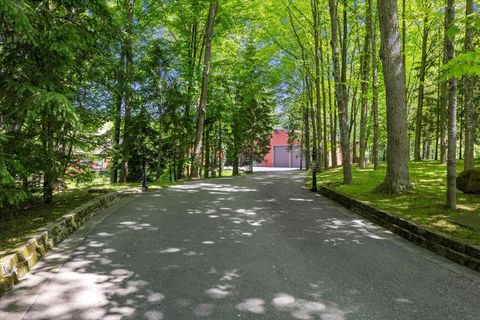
[[318, 186, 480, 272], [0, 192, 120, 296]]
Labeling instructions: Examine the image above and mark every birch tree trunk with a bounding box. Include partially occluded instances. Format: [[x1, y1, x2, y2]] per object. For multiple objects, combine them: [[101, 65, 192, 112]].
[[376, 0, 410, 194]]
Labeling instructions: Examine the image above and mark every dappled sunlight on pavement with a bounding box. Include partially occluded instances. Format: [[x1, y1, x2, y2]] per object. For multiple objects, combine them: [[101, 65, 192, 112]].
[[1, 171, 480, 319]]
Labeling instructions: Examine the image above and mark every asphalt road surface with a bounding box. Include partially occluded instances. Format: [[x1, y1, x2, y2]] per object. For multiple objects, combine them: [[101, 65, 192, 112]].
[[1, 171, 480, 320]]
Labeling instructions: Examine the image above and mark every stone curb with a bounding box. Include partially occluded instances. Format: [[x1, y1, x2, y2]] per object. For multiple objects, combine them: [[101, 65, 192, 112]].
[[0, 192, 120, 296], [318, 186, 480, 272]]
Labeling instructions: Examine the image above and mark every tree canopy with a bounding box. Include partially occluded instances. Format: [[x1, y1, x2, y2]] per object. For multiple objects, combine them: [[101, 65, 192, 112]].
[[0, 0, 479, 210]]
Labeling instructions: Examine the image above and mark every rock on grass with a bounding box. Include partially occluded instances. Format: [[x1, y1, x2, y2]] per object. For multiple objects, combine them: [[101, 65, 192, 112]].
[[457, 168, 480, 194]]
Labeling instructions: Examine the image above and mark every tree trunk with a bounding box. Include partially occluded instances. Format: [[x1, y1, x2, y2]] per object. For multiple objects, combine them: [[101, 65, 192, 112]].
[[191, 0, 217, 179], [435, 101, 440, 161], [219, 124, 223, 177], [414, 13, 429, 161], [459, 109, 463, 160], [311, 0, 323, 171], [179, 0, 201, 180], [376, 0, 410, 194], [119, 0, 134, 183], [306, 77, 318, 160], [329, 0, 352, 184], [232, 157, 239, 176], [445, 0, 457, 209], [439, 39, 448, 164], [359, 0, 372, 169], [43, 113, 54, 204], [401, 0, 407, 98], [320, 44, 329, 169], [327, 53, 337, 168], [204, 125, 210, 179], [371, 0, 380, 170], [463, 0, 475, 170], [111, 51, 124, 184], [350, 89, 358, 163], [156, 102, 164, 181], [304, 104, 311, 170]]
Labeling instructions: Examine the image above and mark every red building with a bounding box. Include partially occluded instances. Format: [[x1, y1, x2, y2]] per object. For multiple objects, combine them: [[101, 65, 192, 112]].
[[259, 129, 304, 168]]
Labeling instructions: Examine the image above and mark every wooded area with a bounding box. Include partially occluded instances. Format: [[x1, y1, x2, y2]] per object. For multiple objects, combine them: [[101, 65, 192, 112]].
[[0, 0, 479, 212]]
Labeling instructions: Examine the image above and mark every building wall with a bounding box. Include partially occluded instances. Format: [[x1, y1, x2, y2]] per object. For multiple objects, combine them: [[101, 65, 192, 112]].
[[259, 129, 344, 168], [260, 129, 302, 168]]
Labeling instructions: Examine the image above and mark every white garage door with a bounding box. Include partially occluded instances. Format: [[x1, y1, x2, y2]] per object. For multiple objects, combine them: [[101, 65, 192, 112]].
[[274, 146, 290, 167]]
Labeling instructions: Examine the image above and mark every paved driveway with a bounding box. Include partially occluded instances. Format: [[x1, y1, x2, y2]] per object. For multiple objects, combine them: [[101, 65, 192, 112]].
[[1, 171, 480, 319]]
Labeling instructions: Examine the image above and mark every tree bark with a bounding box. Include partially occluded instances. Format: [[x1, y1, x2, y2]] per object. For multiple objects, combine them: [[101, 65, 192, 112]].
[[329, 0, 352, 184], [191, 0, 217, 179], [319, 36, 329, 169], [328, 61, 337, 168], [445, 0, 457, 209], [304, 102, 311, 170], [463, 0, 475, 170], [43, 113, 54, 204], [435, 97, 440, 161], [401, 0, 407, 98], [306, 77, 318, 161], [311, 0, 323, 171], [111, 51, 124, 184], [371, 0, 380, 170], [218, 124, 223, 177], [414, 13, 429, 161], [204, 125, 210, 179], [439, 12, 448, 166], [350, 86, 358, 163], [376, 0, 410, 194], [119, 0, 134, 183], [358, 0, 372, 169], [179, 0, 201, 180]]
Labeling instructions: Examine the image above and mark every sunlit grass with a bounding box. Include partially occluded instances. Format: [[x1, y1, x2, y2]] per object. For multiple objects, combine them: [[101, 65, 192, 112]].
[[308, 159, 480, 247]]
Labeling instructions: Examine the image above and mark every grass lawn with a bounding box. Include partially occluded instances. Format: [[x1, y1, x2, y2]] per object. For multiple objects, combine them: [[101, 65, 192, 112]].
[[0, 190, 104, 257], [310, 160, 480, 247], [0, 169, 234, 257]]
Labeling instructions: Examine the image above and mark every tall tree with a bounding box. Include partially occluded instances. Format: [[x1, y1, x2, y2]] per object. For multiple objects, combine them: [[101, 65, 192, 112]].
[[413, 11, 430, 161], [463, 0, 475, 170], [191, 0, 217, 179], [358, 0, 372, 169], [370, 0, 380, 171], [329, 0, 352, 184], [445, 0, 457, 209], [376, 0, 410, 193], [119, 0, 135, 183], [311, 0, 323, 171]]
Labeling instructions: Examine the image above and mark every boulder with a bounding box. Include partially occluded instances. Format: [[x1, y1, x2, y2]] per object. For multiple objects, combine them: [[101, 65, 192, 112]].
[[457, 168, 480, 194]]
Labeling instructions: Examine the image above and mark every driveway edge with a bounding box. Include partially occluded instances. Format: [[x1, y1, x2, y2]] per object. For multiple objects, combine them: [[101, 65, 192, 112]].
[[0, 192, 120, 296], [318, 186, 480, 272]]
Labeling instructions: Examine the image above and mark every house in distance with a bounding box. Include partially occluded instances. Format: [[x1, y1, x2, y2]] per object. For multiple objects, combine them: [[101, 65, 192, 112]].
[[259, 129, 304, 168]]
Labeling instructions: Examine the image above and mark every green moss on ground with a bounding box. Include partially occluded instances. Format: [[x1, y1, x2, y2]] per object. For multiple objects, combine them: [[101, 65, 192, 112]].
[[0, 190, 100, 256], [308, 160, 480, 247]]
